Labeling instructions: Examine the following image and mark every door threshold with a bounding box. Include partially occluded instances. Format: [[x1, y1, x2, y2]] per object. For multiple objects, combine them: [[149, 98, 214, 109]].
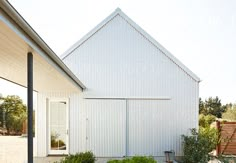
[[48, 154, 68, 157]]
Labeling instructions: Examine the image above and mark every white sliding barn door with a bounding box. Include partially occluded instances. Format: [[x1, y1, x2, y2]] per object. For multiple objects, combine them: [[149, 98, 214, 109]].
[[84, 99, 126, 157], [128, 100, 171, 156]]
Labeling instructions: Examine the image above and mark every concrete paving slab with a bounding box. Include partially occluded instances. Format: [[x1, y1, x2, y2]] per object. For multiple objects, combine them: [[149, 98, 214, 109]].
[[0, 136, 27, 163]]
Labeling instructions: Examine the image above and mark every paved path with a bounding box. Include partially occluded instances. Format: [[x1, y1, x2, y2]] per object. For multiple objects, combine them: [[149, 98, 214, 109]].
[[0, 136, 27, 163]]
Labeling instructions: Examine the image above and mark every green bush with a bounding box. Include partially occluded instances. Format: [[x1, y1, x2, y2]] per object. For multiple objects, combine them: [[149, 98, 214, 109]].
[[182, 127, 219, 163], [107, 156, 156, 163], [57, 151, 95, 163], [199, 114, 216, 127]]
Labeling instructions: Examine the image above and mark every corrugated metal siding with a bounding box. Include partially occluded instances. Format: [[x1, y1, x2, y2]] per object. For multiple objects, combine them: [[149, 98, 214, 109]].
[[36, 92, 81, 157], [84, 99, 126, 157], [60, 14, 199, 156]]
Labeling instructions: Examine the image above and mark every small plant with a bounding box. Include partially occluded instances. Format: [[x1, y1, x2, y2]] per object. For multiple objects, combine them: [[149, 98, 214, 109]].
[[107, 156, 157, 163], [57, 151, 95, 163], [217, 155, 236, 163], [182, 127, 219, 163]]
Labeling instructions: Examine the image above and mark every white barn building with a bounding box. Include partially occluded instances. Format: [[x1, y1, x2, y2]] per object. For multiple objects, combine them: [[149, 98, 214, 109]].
[[0, 1, 200, 157], [0, 3, 199, 158], [0, 0, 200, 161], [36, 8, 200, 158]]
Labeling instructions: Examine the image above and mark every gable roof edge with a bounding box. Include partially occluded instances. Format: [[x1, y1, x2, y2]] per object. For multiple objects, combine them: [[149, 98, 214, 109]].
[[61, 8, 121, 60], [118, 11, 200, 82], [1, 0, 86, 90], [61, 8, 200, 82]]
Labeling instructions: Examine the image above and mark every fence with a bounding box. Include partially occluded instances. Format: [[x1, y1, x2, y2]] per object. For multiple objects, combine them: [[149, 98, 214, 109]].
[[216, 121, 236, 155], [22, 120, 27, 135]]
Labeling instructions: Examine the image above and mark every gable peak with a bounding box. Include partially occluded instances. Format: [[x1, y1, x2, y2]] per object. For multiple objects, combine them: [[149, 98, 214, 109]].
[[61, 8, 200, 82], [115, 8, 122, 12]]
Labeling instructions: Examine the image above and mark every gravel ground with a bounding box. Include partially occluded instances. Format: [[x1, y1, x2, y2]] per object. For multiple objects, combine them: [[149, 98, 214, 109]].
[[0, 136, 27, 163]]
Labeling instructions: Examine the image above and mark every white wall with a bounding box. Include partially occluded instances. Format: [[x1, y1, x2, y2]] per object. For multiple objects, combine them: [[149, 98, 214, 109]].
[[84, 99, 126, 157], [36, 92, 82, 157], [61, 14, 199, 157], [63, 15, 198, 98], [128, 100, 178, 156]]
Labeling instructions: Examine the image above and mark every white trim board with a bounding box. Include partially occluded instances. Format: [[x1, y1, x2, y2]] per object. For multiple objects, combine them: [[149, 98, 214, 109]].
[[48, 98, 69, 155], [83, 96, 171, 100]]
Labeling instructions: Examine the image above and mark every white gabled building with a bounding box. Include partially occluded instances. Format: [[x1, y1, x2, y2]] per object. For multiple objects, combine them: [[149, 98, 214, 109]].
[[0, 0, 200, 159], [57, 8, 200, 157]]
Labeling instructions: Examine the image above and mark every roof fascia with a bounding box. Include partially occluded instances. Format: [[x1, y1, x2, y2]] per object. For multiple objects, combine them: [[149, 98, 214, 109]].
[[0, 1, 86, 90], [61, 8, 121, 60], [118, 11, 200, 82]]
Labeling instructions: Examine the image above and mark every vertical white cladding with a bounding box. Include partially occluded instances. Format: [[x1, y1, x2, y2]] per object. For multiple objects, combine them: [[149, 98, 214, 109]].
[[84, 99, 126, 157], [128, 100, 170, 156], [127, 99, 197, 156], [36, 92, 81, 157], [61, 12, 199, 156], [63, 15, 198, 98]]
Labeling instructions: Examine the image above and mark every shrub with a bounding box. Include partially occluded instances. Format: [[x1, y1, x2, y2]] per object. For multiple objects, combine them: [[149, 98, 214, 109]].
[[182, 127, 219, 163], [131, 156, 156, 163], [107, 156, 156, 163], [199, 114, 216, 128], [57, 151, 95, 163]]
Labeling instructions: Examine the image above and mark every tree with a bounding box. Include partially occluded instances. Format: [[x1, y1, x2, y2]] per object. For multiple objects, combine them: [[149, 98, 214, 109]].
[[199, 96, 226, 118], [199, 98, 206, 114], [222, 104, 236, 120], [0, 95, 27, 134]]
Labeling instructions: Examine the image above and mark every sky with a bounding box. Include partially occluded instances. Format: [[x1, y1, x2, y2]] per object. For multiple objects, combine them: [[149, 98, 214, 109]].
[[0, 0, 236, 104]]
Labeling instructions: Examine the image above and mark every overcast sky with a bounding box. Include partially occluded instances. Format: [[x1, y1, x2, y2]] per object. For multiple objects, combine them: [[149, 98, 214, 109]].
[[1, 0, 235, 104]]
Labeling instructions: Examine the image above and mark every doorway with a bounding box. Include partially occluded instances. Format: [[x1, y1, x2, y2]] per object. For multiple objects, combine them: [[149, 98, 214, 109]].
[[48, 99, 68, 155]]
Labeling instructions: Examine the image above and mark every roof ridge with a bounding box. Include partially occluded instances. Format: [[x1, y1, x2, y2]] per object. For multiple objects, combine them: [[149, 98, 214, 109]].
[[115, 8, 122, 12]]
